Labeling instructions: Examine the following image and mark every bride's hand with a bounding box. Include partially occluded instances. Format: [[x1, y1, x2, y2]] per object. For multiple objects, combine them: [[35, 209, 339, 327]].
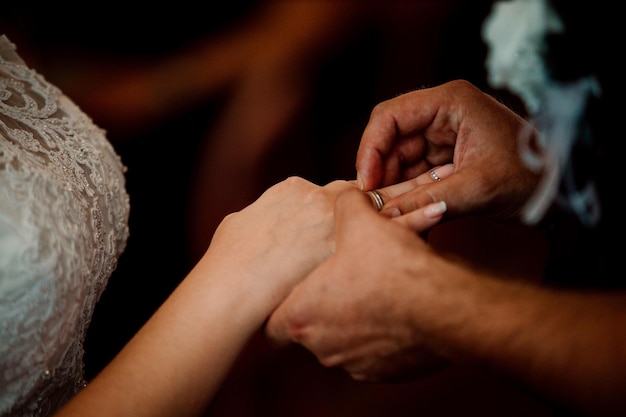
[[201, 177, 357, 311]]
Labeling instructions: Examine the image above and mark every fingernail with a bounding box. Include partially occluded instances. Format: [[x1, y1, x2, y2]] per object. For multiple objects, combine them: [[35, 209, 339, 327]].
[[356, 171, 364, 190], [436, 164, 455, 179], [384, 207, 402, 218], [424, 201, 447, 218]]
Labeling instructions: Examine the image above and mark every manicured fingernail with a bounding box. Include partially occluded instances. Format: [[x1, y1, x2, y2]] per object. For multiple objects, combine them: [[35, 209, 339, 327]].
[[424, 201, 447, 218]]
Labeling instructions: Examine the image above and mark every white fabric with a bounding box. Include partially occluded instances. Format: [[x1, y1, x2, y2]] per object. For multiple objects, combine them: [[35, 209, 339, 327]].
[[0, 35, 130, 416], [482, 0, 563, 114], [482, 1, 602, 227]]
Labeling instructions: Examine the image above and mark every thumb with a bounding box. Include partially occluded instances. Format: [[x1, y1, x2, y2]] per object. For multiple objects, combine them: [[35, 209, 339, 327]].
[[264, 189, 380, 347], [334, 188, 388, 241]]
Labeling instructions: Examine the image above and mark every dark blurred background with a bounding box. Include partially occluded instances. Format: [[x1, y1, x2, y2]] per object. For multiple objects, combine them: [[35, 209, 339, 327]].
[[1, 1, 552, 415]]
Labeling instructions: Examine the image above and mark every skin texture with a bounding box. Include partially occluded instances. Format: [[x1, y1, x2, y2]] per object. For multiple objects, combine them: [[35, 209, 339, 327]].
[[51, 175, 446, 417], [51, 177, 357, 417], [266, 186, 626, 417], [266, 80, 626, 417], [355, 79, 543, 225]]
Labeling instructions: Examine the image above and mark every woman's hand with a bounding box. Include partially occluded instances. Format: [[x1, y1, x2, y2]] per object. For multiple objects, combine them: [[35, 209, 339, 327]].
[[203, 177, 357, 314], [265, 187, 448, 382], [52, 177, 357, 417]]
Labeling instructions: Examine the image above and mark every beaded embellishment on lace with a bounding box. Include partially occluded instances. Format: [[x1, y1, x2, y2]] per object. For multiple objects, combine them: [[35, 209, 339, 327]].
[[0, 35, 130, 416]]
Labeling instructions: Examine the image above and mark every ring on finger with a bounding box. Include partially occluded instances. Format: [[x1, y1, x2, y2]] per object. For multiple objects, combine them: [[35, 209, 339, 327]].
[[366, 190, 384, 211], [430, 169, 441, 182]]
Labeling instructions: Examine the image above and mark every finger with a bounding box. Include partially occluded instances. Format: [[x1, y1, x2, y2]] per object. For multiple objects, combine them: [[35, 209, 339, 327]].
[[370, 164, 454, 208], [425, 163, 454, 183], [356, 92, 441, 190], [355, 140, 387, 191], [366, 190, 385, 211], [335, 188, 385, 238], [265, 189, 376, 346], [391, 200, 447, 233], [355, 104, 400, 191], [384, 168, 484, 222]]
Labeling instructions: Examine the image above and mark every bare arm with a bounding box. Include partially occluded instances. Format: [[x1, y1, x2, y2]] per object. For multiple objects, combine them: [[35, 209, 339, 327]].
[[53, 177, 354, 417], [266, 188, 626, 417], [411, 256, 626, 416]]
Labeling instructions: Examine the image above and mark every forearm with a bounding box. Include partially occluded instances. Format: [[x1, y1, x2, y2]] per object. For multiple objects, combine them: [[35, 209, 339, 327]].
[[420, 259, 626, 415], [53, 256, 269, 417]]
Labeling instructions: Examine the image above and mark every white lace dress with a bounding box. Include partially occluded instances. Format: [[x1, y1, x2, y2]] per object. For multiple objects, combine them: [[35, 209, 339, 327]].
[[0, 35, 130, 416]]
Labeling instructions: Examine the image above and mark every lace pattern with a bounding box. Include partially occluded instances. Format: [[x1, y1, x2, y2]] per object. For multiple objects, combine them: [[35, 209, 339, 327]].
[[0, 35, 130, 416]]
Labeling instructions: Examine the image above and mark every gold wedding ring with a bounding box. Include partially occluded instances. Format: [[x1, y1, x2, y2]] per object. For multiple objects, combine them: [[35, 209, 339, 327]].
[[366, 190, 384, 211], [430, 169, 441, 182]]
